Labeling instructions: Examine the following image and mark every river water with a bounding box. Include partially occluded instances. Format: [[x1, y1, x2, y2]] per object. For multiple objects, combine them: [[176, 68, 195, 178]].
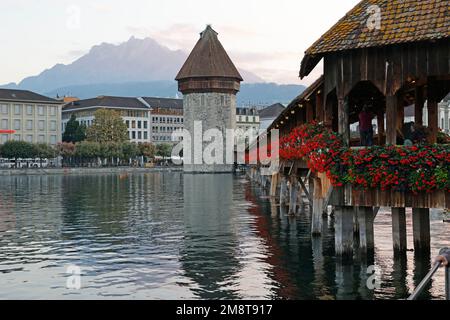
[[0, 172, 448, 299]]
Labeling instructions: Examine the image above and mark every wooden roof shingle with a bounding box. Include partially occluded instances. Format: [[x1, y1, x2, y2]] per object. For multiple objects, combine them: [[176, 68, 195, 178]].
[[300, 0, 450, 78], [175, 25, 243, 81]]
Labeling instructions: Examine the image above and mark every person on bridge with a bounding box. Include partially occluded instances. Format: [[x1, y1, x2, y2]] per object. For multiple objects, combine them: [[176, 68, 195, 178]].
[[359, 105, 375, 146]]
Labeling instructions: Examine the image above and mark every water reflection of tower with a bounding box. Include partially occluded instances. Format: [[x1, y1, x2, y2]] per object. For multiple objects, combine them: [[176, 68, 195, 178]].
[[180, 174, 241, 299]]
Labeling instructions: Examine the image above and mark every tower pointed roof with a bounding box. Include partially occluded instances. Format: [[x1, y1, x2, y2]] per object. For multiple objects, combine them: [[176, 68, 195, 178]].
[[175, 25, 243, 81]]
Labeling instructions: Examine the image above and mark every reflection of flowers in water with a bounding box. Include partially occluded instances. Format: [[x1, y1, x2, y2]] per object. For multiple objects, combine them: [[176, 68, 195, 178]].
[[0, 194, 16, 232], [444, 209, 450, 222]]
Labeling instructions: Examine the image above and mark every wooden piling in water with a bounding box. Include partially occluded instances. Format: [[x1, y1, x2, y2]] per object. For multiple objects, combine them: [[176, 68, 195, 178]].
[[288, 176, 299, 215], [311, 177, 324, 236], [270, 173, 279, 197], [279, 175, 288, 206], [335, 206, 354, 258], [412, 208, 431, 253], [392, 207, 407, 254], [357, 207, 375, 254]]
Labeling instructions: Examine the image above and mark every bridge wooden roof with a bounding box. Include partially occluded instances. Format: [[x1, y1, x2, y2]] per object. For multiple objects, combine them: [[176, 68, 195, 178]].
[[300, 0, 450, 78]]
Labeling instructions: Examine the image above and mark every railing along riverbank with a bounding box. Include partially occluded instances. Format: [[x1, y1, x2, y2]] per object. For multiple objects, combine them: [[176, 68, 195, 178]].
[[408, 248, 450, 300]]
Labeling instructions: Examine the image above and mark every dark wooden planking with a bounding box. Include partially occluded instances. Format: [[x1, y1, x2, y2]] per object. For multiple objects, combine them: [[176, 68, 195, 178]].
[[330, 187, 448, 209]]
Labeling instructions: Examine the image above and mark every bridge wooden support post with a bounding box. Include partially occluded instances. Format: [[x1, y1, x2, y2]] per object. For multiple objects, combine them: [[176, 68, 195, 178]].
[[357, 207, 375, 254], [353, 207, 360, 235], [335, 206, 354, 258], [392, 207, 407, 254], [279, 175, 288, 206], [288, 176, 299, 215], [412, 208, 431, 254], [311, 177, 324, 236], [270, 173, 279, 197]]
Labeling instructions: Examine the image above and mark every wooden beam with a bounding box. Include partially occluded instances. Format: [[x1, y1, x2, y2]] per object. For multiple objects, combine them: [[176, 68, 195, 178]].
[[358, 207, 375, 254], [377, 111, 385, 145], [316, 92, 324, 122], [415, 86, 424, 126], [298, 176, 312, 203], [427, 89, 438, 144], [335, 206, 354, 258], [392, 207, 407, 254], [412, 208, 431, 253], [338, 97, 350, 146], [397, 94, 405, 132], [323, 185, 334, 214], [311, 177, 324, 236], [386, 95, 398, 145]]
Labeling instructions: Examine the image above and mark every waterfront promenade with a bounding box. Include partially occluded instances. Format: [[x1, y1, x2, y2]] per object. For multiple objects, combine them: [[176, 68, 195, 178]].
[[0, 166, 182, 176]]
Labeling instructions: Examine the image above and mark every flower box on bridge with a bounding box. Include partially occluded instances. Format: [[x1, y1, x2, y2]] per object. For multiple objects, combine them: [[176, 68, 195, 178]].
[[330, 185, 449, 209]]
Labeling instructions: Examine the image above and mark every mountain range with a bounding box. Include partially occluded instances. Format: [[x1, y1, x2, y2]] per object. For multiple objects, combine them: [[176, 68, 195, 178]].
[[1, 37, 305, 105]]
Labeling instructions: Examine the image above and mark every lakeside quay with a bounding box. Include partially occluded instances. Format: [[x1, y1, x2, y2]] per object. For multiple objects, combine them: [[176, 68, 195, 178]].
[[0, 166, 182, 176]]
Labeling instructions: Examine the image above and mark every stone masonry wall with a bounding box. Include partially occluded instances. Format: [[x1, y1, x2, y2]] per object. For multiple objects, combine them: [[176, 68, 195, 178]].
[[183, 92, 236, 173]]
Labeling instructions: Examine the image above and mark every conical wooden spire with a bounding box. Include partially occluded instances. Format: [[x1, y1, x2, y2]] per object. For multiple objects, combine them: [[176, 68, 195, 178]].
[[176, 25, 243, 82]]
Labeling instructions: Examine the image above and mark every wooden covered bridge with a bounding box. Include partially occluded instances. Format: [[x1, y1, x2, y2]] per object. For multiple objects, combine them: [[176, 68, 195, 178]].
[[248, 0, 449, 258]]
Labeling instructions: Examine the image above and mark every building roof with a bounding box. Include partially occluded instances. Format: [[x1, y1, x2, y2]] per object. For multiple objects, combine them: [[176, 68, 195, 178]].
[[142, 97, 183, 110], [175, 25, 243, 81], [0, 88, 60, 104], [63, 96, 149, 111], [268, 76, 323, 131], [300, 0, 450, 78], [237, 107, 258, 116], [258, 103, 285, 119]]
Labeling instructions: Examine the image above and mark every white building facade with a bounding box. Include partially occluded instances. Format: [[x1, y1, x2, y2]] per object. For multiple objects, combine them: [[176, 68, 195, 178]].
[[0, 89, 63, 145], [62, 96, 152, 143], [143, 97, 183, 144]]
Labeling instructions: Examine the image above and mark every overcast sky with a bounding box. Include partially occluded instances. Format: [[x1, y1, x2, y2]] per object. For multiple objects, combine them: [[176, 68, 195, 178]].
[[0, 0, 359, 86]]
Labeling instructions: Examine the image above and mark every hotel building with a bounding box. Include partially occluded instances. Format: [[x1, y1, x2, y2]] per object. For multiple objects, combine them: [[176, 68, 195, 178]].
[[0, 89, 63, 145]]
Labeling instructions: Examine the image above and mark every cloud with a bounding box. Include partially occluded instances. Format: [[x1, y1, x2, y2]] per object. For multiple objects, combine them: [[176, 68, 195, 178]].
[[126, 24, 198, 51], [125, 23, 313, 85]]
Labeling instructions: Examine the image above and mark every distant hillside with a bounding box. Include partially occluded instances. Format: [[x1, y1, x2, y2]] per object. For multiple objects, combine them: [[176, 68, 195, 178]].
[[2, 36, 264, 94], [45, 81, 305, 106]]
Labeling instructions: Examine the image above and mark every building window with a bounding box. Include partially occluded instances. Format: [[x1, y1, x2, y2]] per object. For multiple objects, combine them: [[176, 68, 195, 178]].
[[138, 131, 142, 139], [50, 106, 56, 116], [1, 104, 8, 115], [14, 119, 21, 130], [144, 131, 148, 140], [1, 119, 8, 129], [38, 106, 45, 116], [132, 121, 136, 129], [138, 121, 142, 129], [26, 105, 33, 115], [50, 135, 57, 145], [1, 134, 8, 143], [50, 120, 57, 131], [38, 135, 45, 143], [14, 104, 22, 115], [38, 120, 45, 131], [26, 135, 33, 143], [132, 131, 136, 139], [27, 120, 33, 130], [13, 134, 21, 141], [143, 121, 147, 129], [126, 120, 130, 128]]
